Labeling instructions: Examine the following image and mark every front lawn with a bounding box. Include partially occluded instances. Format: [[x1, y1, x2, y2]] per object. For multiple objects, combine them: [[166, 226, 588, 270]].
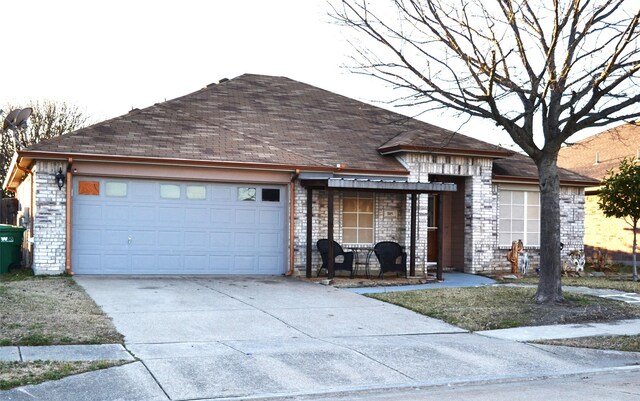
[[508, 274, 640, 293], [368, 286, 640, 332], [0, 271, 122, 346]]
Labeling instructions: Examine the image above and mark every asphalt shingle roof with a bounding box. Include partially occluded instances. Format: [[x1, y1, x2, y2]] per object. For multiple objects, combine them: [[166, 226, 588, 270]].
[[26, 74, 508, 174], [493, 152, 599, 185], [557, 122, 640, 180]]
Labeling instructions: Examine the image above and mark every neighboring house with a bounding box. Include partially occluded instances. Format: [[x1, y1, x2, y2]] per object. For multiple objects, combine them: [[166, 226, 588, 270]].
[[3, 74, 596, 276], [558, 122, 640, 265]]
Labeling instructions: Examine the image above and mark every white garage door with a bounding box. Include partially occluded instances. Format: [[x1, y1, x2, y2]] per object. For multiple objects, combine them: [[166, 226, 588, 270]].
[[72, 178, 286, 275]]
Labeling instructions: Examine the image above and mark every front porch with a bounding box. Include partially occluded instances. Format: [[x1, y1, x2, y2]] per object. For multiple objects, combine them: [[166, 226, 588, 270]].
[[299, 177, 457, 280]]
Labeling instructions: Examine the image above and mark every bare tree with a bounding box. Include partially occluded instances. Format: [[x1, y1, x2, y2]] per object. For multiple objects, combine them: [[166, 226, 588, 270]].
[[1, 100, 87, 193], [333, 0, 640, 303]]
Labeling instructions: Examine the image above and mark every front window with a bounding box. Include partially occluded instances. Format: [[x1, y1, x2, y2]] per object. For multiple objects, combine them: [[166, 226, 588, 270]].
[[342, 192, 374, 244], [499, 189, 540, 246]]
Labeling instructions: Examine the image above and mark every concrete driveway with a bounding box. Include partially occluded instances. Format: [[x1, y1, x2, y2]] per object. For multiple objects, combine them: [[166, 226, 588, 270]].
[[6, 276, 639, 401]]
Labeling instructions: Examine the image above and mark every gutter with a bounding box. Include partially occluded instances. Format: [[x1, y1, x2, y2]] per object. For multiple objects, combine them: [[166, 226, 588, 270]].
[[492, 175, 600, 187], [65, 158, 73, 275], [16, 151, 409, 177]]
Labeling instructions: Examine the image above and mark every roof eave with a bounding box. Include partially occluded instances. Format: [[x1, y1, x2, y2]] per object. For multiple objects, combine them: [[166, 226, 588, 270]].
[[492, 174, 599, 187], [379, 145, 510, 159], [15, 151, 410, 178]]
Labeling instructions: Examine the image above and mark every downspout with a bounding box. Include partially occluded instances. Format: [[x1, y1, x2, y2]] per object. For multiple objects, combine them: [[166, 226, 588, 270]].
[[16, 164, 34, 268], [65, 158, 73, 275], [286, 169, 301, 276]]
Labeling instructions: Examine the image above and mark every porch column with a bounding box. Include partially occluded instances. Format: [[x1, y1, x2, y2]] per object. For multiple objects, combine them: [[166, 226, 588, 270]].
[[306, 187, 313, 278], [410, 193, 417, 276], [437, 192, 444, 281], [327, 188, 335, 278]]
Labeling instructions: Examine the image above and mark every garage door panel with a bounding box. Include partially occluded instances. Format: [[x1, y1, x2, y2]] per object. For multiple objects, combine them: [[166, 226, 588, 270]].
[[211, 208, 234, 224], [210, 186, 232, 201], [159, 207, 185, 222], [183, 231, 208, 248], [157, 255, 182, 272], [130, 206, 156, 223], [75, 205, 102, 222], [102, 229, 129, 246], [75, 254, 101, 273], [185, 255, 208, 270], [235, 209, 256, 225], [234, 255, 257, 273], [157, 231, 182, 247], [259, 256, 280, 272], [259, 233, 281, 248], [130, 182, 156, 199], [104, 205, 129, 221], [103, 254, 129, 271], [131, 254, 160, 273], [209, 255, 232, 273], [259, 210, 281, 225], [73, 178, 285, 275], [234, 232, 257, 248], [129, 230, 157, 247], [209, 232, 232, 248], [185, 208, 210, 225], [75, 229, 102, 246]]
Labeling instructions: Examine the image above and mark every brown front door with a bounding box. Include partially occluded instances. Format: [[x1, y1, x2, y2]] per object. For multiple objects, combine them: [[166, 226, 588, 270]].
[[427, 195, 439, 263]]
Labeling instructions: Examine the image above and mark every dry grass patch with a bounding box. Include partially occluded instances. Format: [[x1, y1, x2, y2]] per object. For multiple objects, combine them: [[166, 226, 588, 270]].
[[535, 335, 640, 353], [369, 286, 640, 331], [0, 360, 129, 390], [506, 275, 640, 293], [0, 274, 123, 346]]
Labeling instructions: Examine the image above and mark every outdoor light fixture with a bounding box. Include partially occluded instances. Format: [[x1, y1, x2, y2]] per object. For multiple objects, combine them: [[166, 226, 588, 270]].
[[55, 168, 66, 190]]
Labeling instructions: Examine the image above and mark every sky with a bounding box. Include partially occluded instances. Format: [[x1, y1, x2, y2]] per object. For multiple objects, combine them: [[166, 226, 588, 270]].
[[2, 0, 604, 150]]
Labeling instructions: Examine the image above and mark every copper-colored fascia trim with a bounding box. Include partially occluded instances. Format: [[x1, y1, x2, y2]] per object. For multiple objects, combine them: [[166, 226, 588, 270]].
[[378, 145, 511, 159], [65, 158, 73, 275], [18, 151, 408, 176], [492, 175, 599, 187]]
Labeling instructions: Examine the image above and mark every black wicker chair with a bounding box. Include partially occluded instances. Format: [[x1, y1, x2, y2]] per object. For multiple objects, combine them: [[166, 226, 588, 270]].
[[316, 239, 355, 278], [373, 241, 407, 278]]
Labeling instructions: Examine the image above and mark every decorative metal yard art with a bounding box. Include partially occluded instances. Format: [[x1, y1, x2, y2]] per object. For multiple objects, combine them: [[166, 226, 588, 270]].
[[568, 250, 586, 273], [506, 239, 524, 275]]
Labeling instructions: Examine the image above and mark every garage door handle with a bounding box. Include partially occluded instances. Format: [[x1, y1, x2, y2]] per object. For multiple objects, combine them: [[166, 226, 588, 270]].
[[128, 235, 132, 245]]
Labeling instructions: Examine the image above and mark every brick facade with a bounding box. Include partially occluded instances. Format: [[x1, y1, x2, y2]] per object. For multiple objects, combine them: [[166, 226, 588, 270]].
[[488, 185, 586, 272], [19, 156, 587, 276], [291, 154, 587, 276], [29, 161, 67, 275], [292, 184, 407, 275]]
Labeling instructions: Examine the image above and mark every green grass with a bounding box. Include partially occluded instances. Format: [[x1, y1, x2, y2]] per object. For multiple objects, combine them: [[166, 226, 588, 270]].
[[368, 286, 640, 331]]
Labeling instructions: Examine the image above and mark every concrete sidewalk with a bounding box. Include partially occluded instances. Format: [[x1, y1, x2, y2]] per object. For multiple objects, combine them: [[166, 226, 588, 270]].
[[0, 344, 134, 362], [345, 272, 496, 294], [477, 318, 640, 342]]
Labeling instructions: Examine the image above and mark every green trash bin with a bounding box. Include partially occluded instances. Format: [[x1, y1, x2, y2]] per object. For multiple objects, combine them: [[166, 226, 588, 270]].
[[0, 225, 26, 274]]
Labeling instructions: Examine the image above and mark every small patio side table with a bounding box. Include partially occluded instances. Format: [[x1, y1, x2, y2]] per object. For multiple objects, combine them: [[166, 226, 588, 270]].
[[349, 246, 375, 278]]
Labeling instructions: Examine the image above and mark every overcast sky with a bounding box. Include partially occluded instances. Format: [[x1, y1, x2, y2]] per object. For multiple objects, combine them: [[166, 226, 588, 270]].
[[2, 0, 544, 149]]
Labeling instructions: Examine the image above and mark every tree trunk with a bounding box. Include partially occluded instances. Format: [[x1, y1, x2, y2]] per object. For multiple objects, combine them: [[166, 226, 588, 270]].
[[534, 156, 564, 303], [633, 222, 638, 282]]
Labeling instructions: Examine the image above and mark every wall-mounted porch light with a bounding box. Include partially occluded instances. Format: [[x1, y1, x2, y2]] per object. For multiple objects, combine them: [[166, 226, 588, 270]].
[[55, 167, 66, 190]]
